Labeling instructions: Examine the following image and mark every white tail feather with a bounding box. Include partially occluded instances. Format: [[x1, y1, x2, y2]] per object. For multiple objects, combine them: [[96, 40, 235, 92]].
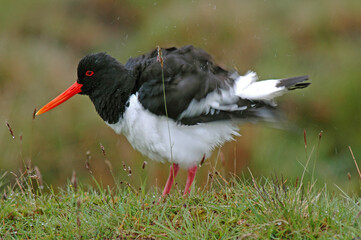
[[235, 72, 286, 101]]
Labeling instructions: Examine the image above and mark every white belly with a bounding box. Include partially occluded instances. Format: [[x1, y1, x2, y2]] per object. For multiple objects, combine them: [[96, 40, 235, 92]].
[[107, 94, 239, 169]]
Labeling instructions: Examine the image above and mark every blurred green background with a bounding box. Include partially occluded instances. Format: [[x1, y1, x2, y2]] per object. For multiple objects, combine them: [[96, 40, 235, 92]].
[[1, 0, 360, 193]]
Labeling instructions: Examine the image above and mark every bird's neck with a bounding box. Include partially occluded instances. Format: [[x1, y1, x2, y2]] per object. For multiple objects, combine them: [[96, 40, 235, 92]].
[[89, 67, 135, 124]]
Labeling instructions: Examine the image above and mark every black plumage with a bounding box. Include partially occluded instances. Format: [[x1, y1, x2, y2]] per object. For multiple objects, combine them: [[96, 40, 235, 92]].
[[129, 45, 232, 120]]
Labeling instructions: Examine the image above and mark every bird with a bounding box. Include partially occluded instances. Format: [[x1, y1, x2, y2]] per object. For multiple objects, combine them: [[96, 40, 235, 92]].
[[36, 45, 310, 196]]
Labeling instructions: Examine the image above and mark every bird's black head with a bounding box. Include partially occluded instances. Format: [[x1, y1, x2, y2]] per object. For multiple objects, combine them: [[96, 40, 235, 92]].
[[36, 52, 133, 123], [76, 52, 125, 96]]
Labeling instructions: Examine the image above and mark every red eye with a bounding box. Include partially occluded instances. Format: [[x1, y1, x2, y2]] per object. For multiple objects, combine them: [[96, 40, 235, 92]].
[[85, 71, 94, 76]]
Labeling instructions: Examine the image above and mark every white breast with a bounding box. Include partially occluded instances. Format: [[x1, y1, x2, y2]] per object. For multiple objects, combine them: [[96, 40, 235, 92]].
[[107, 94, 239, 169]]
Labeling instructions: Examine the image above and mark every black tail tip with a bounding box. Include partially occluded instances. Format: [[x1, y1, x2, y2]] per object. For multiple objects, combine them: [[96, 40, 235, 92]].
[[276, 75, 310, 90], [289, 82, 311, 90]]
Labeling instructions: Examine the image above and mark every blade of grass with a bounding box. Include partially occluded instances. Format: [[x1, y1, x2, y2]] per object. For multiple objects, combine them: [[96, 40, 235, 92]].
[[348, 146, 361, 180], [157, 46, 174, 163]]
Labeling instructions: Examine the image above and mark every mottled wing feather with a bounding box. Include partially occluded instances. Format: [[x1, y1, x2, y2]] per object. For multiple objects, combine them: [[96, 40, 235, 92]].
[[179, 100, 278, 125], [127, 45, 308, 126], [130, 45, 232, 120]]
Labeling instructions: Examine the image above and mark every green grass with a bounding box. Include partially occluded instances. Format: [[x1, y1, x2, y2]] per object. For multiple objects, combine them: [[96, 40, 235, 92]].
[[1, 170, 360, 239]]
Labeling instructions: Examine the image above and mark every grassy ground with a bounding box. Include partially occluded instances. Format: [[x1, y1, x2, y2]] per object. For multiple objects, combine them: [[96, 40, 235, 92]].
[[1, 169, 360, 239]]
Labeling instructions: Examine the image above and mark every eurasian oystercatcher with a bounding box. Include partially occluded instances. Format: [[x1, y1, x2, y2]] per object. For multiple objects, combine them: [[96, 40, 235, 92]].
[[36, 45, 310, 196]]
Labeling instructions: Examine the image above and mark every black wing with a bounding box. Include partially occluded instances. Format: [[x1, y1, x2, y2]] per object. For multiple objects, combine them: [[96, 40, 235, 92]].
[[127, 45, 233, 121], [127, 45, 290, 126]]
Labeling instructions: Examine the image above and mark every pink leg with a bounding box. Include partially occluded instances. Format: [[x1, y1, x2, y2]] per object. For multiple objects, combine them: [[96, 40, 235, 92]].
[[162, 163, 179, 196], [184, 165, 198, 195]]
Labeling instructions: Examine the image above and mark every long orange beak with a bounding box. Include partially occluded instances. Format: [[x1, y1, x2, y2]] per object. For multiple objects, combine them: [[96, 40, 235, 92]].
[[36, 82, 83, 115]]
